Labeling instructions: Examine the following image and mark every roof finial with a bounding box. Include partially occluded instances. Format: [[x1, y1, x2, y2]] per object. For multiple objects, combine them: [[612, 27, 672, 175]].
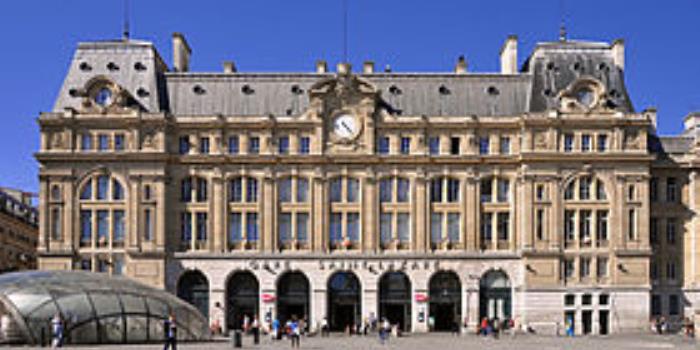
[[122, 0, 130, 41], [559, 0, 567, 42]]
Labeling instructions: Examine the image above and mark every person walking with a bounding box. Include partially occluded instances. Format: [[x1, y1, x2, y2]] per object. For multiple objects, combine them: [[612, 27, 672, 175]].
[[320, 317, 329, 337], [290, 316, 301, 348], [163, 314, 177, 350], [51, 313, 63, 348], [272, 317, 280, 340], [252, 316, 260, 344]]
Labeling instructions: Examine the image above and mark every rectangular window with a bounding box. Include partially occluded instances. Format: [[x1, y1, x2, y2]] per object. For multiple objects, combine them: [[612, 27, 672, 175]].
[[450, 137, 460, 155], [596, 210, 609, 242], [98, 134, 109, 151], [296, 213, 309, 243], [431, 179, 443, 203], [181, 212, 192, 245], [581, 134, 591, 152], [499, 137, 510, 154], [628, 209, 637, 240], [80, 210, 92, 245], [579, 210, 592, 243], [199, 137, 210, 154], [246, 213, 259, 241], [397, 213, 410, 243], [196, 178, 208, 202], [564, 259, 575, 279], [114, 134, 124, 151], [278, 136, 289, 154], [446, 179, 459, 202], [564, 134, 574, 152], [330, 213, 343, 244], [380, 213, 392, 244], [536, 209, 544, 240], [480, 179, 492, 203], [447, 213, 460, 243], [296, 178, 309, 203], [81, 134, 93, 151], [669, 295, 680, 316], [666, 218, 676, 245], [196, 213, 207, 242], [347, 179, 359, 203], [497, 212, 509, 240], [666, 178, 677, 202], [178, 136, 190, 155], [397, 179, 410, 203], [379, 179, 393, 203], [479, 137, 490, 155], [229, 212, 242, 243], [229, 178, 242, 202], [651, 295, 661, 316], [650, 217, 658, 245], [112, 255, 124, 276], [597, 257, 608, 278], [480, 213, 493, 247], [228, 136, 240, 154], [330, 179, 342, 203], [579, 177, 591, 200], [279, 213, 292, 244], [299, 137, 310, 154], [428, 136, 440, 155], [246, 179, 257, 202], [144, 209, 153, 241], [430, 213, 443, 244], [346, 213, 360, 242], [248, 136, 260, 154], [497, 179, 510, 202], [400, 137, 411, 154], [580, 257, 591, 278], [279, 178, 292, 203], [97, 210, 109, 245], [667, 261, 677, 280], [564, 210, 575, 243], [377, 136, 390, 154], [597, 134, 607, 152], [113, 210, 125, 244], [50, 208, 62, 240], [650, 177, 658, 202]]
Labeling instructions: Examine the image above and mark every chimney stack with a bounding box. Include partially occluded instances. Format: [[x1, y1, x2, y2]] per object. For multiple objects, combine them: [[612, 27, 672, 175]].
[[172, 33, 192, 72], [363, 61, 375, 74], [316, 60, 328, 73], [611, 39, 625, 70], [455, 55, 468, 74], [337, 63, 352, 75], [223, 61, 237, 74], [500, 35, 518, 74]]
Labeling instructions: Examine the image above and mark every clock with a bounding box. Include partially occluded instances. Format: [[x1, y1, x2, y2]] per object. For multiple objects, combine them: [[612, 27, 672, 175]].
[[332, 113, 359, 139]]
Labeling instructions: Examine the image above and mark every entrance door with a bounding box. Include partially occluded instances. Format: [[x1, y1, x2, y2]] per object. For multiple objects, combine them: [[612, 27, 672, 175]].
[[378, 272, 412, 332], [428, 271, 462, 332], [327, 271, 361, 332], [226, 271, 259, 330], [276, 272, 310, 329], [176, 270, 210, 320], [582, 310, 592, 335], [478, 270, 512, 322]]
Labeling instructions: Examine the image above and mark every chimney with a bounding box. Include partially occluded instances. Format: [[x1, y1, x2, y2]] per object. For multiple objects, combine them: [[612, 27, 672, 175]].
[[316, 60, 327, 73], [363, 61, 375, 74], [223, 61, 237, 74], [611, 39, 625, 70], [455, 55, 468, 74], [337, 63, 352, 75], [500, 35, 518, 74], [172, 32, 192, 72]]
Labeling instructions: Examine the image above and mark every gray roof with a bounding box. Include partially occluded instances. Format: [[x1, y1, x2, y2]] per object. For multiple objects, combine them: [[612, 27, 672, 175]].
[[657, 136, 694, 154]]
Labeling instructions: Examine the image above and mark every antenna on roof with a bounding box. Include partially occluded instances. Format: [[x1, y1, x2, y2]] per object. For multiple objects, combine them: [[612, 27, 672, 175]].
[[558, 0, 567, 42], [122, 0, 130, 41], [342, 0, 348, 63]]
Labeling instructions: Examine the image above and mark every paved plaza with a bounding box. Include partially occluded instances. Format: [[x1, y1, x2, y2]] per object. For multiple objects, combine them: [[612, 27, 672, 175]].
[[7, 333, 697, 350]]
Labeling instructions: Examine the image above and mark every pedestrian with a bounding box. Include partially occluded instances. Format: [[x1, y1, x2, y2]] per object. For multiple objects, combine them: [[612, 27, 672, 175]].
[[321, 317, 329, 337], [243, 314, 250, 334], [492, 318, 500, 339], [428, 315, 435, 331], [565, 316, 574, 337], [451, 314, 460, 336], [163, 313, 177, 350], [51, 313, 63, 348], [272, 317, 280, 340], [252, 315, 260, 344], [480, 317, 489, 336], [290, 316, 301, 348]]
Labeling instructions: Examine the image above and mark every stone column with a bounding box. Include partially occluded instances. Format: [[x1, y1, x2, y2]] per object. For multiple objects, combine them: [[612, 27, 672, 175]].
[[38, 177, 49, 251], [64, 179, 75, 250], [212, 174, 224, 252], [465, 176, 477, 251], [415, 171, 427, 252], [128, 176, 140, 249], [312, 287, 327, 331], [262, 170, 275, 252], [156, 180, 166, 249], [312, 173, 326, 252], [363, 170, 377, 252]]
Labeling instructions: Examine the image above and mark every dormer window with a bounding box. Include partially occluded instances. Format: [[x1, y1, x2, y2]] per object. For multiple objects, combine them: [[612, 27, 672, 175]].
[[94, 87, 113, 107], [575, 87, 595, 108]]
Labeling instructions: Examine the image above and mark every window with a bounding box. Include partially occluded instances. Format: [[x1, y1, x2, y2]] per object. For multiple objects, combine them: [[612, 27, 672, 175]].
[[564, 294, 575, 306], [114, 134, 124, 151], [564, 134, 574, 152], [579, 177, 591, 200], [579, 210, 592, 243], [279, 178, 292, 203], [580, 257, 591, 278], [596, 180, 607, 200], [347, 178, 359, 202], [330, 213, 342, 243], [432, 178, 459, 203], [229, 178, 243, 202], [97, 175, 109, 200], [112, 179, 124, 200], [597, 257, 608, 278], [144, 209, 153, 241], [650, 177, 658, 202], [599, 294, 609, 305], [597, 134, 607, 152], [346, 213, 359, 242], [246, 213, 259, 241], [397, 213, 410, 243], [112, 255, 124, 275], [397, 178, 409, 203], [144, 185, 152, 201], [447, 179, 459, 202], [480, 213, 493, 247], [50, 208, 61, 240], [666, 218, 676, 245], [627, 185, 636, 201], [228, 136, 240, 154], [199, 137, 210, 154], [564, 210, 575, 243], [499, 137, 510, 154], [279, 213, 292, 244], [113, 210, 125, 245], [296, 178, 309, 202], [81, 134, 93, 151], [651, 295, 661, 316], [246, 178, 258, 202], [248, 136, 260, 154], [299, 137, 310, 154], [450, 137, 460, 155], [229, 213, 242, 243], [564, 182, 574, 200], [380, 213, 392, 244], [497, 179, 509, 202], [669, 295, 679, 316], [536, 209, 544, 240], [180, 212, 192, 245], [447, 213, 460, 242], [628, 209, 637, 240], [428, 136, 440, 155], [379, 179, 393, 203], [581, 134, 591, 152], [196, 178, 208, 202], [666, 178, 677, 202], [479, 137, 490, 155], [596, 210, 609, 243], [666, 261, 677, 281], [536, 184, 546, 201], [480, 179, 492, 203], [564, 259, 574, 279], [430, 212, 443, 244], [582, 294, 592, 305], [179, 136, 190, 155], [97, 210, 109, 245], [98, 134, 109, 151], [278, 136, 289, 154], [296, 213, 309, 243], [330, 178, 342, 203], [497, 212, 509, 240], [80, 210, 92, 245], [400, 137, 411, 154], [377, 136, 390, 154]]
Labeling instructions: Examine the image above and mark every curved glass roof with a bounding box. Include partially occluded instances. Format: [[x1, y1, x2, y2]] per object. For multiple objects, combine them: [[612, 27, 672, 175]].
[[0, 271, 209, 345]]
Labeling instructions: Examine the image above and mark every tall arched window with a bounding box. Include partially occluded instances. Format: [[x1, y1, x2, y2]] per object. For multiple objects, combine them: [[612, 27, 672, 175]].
[[228, 176, 260, 250], [379, 177, 411, 250], [329, 176, 361, 250], [278, 177, 310, 250], [430, 176, 461, 250], [77, 173, 127, 275], [479, 176, 512, 251], [179, 176, 209, 251]]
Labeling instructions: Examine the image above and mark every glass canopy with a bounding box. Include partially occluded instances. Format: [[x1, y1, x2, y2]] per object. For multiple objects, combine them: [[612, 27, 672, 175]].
[[0, 270, 209, 345]]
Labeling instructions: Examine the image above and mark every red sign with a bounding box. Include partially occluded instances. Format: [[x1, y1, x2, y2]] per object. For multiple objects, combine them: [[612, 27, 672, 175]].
[[415, 293, 429, 302], [262, 294, 276, 303]]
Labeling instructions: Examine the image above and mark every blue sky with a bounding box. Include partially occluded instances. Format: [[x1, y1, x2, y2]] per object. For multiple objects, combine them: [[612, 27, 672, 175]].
[[0, 0, 698, 192]]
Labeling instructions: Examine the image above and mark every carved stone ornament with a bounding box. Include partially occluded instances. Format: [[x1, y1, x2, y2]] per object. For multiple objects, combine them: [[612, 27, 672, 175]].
[[79, 76, 143, 114], [50, 132, 65, 149], [534, 131, 548, 150], [557, 77, 609, 114]]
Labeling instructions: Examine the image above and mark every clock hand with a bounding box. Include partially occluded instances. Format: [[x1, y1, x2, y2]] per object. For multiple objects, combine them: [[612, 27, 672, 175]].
[[341, 121, 352, 133]]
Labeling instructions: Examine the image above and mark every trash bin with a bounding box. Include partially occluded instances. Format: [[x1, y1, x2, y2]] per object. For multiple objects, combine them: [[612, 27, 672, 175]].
[[231, 330, 242, 348]]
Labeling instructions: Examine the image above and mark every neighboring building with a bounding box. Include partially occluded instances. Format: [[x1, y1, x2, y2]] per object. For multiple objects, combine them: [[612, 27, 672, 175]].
[[35, 32, 700, 335], [0, 188, 38, 272]]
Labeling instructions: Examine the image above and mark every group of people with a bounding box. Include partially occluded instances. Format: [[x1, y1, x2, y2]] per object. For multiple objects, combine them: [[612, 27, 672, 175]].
[[477, 317, 516, 338], [651, 316, 695, 338], [268, 315, 303, 348]]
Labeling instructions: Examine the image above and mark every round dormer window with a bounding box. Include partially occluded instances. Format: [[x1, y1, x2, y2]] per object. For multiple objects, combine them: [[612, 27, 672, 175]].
[[94, 87, 113, 106], [575, 87, 595, 108]]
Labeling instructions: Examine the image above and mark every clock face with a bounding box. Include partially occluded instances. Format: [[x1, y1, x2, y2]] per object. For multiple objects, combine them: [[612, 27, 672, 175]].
[[333, 113, 358, 139]]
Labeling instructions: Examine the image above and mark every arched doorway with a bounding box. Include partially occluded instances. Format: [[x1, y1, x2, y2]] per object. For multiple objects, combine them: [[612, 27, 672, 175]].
[[428, 271, 462, 331], [479, 270, 512, 321], [226, 271, 259, 330], [378, 272, 412, 332], [327, 271, 361, 332], [276, 271, 310, 328], [177, 270, 210, 320]]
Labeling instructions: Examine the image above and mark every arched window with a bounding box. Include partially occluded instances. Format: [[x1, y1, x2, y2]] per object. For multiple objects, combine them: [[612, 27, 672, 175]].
[[278, 177, 311, 250], [329, 177, 361, 249], [379, 177, 411, 249], [228, 176, 260, 251], [430, 176, 461, 250]]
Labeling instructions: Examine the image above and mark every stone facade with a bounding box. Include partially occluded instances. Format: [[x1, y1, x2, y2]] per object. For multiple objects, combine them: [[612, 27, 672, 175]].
[[0, 188, 38, 272], [35, 33, 700, 335]]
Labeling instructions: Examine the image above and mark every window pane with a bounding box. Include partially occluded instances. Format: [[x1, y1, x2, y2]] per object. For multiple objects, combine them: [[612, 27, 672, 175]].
[[497, 179, 509, 202], [80, 210, 92, 244], [249, 137, 260, 154], [98, 134, 109, 151], [246, 213, 259, 241], [97, 210, 109, 244], [430, 179, 443, 203], [300, 137, 310, 154], [144, 209, 153, 241], [380, 213, 392, 243], [181, 212, 192, 243], [596, 180, 607, 200], [397, 178, 409, 202], [228, 136, 239, 154], [97, 175, 109, 200], [330, 213, 342, 243], [279, 213, 292, 244], [112, 179, 124, 200], [229, 213, 242, 243], [246, 178, 258, 202], [447, 213, 460, 242], [447, 179, 460, 202], [497, 212, 509, 240], [114, 134, 124, 151], [181, 178, 192, 202], [346, 213, 360, 242], [480, 213, 492, 243], [397, 213, 410, 243], [80, 179, 93, 200], [113, 210, 125, 243], [429, 137, 440, 155], [296, 178, 309, 202], [296, 213, 309, 242], [480, 179, 492, 203], [230, 178, 242, 202], [330, 178, 342, 202], [347, 178, 359, 202], [379, 179, 393, 203], [82, 134, 93, 151], [479, 137, 489, 155], [278, 136, 289, 154], [196, 213, 207, 241], [431, 212, 442, 243], [196, 178, 208, 202], [279, 178, 292, 203]]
